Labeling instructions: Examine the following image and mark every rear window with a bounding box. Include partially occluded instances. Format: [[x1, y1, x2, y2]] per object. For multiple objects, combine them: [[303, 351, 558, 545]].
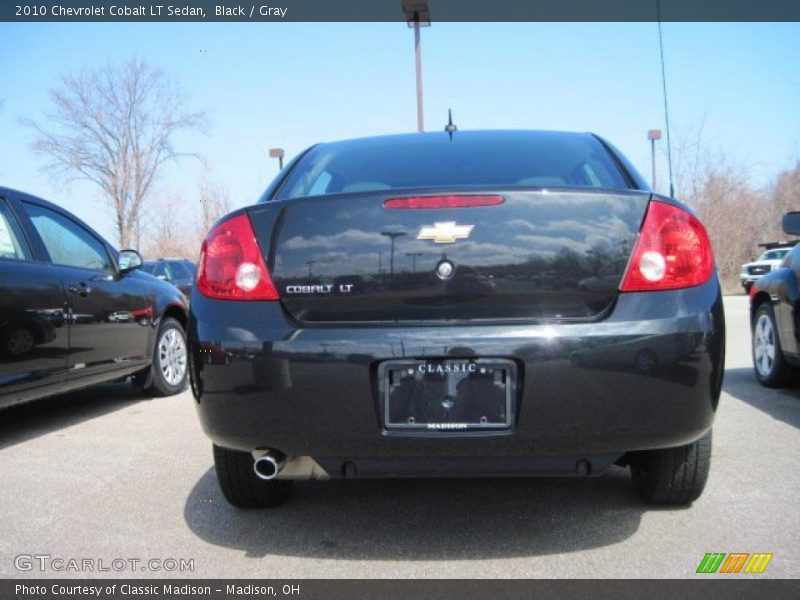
[[173, 261, 195, 278], [275, 131, 628, 200]]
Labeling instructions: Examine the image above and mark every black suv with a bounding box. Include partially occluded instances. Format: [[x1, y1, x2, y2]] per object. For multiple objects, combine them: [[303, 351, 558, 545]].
[[141, 258, 195, 297], [0, 187, 189, 409]]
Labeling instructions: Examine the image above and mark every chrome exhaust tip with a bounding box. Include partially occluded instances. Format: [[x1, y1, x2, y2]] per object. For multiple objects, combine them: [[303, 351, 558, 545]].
[[253, 450, 286, 480]]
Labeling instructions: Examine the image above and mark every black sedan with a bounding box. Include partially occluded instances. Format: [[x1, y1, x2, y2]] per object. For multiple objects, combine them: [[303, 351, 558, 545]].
[[0, 187, 189, 408], [749, 212, 800, 387], [141, 258, 196, 297], [188, 130, 725, 508]]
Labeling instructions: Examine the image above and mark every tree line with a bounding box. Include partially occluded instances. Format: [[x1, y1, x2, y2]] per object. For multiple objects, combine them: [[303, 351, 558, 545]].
[[672, 133, 799, 293]]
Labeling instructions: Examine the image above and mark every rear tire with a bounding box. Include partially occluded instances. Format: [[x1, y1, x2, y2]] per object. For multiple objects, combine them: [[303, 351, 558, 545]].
[[1, 325, 36, 357], [752, 303, 797, 388], [213, 445, 293, 509], [630, 430, 711, 505]]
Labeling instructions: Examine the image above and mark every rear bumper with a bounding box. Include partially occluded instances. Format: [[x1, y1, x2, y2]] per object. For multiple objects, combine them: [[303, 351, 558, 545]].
[[188, 278, 725, 476]]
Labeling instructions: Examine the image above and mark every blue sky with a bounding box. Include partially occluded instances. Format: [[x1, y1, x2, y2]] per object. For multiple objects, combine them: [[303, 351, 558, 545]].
[[0, 22, 798, 244]]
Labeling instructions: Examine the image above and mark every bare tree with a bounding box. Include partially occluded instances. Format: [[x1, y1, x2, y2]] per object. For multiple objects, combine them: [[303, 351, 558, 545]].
[[142, 194, 195, 259], [692, 168, 767, 292], [671, 129, 800, 293], [198, 177, 232, 234], [25, 59, 205, 248], [142, 177, 232, 261], [672, 128, 773, 293], [671, 123, 712, 202], [765, 164, 800, 241]]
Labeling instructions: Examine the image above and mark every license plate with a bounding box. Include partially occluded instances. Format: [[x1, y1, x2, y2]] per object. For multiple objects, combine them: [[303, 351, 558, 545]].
[[380, 359, 516, 431]]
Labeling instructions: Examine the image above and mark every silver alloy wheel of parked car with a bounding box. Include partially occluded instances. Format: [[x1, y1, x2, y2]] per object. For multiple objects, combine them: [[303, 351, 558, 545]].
[[753, 312, 776, 377], [158, 327, 187, 386]]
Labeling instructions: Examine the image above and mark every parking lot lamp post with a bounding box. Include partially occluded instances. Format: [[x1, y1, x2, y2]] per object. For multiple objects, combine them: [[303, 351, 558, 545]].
[[381, 231, 407, 283], [306, 259, 318, 278], [269, 147, 285, 171], [647, 129, 662, 191], [406, 252, 423, 272], [402, 1, 430, 132]]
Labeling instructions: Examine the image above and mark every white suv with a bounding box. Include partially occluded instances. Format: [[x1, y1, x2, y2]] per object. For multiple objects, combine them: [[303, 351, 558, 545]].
[[740, 247, 793, 291]]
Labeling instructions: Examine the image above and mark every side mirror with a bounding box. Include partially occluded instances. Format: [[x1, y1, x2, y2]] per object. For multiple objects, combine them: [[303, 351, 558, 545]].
[[118, 249, 143, 273], [783, 212, 800, 236]]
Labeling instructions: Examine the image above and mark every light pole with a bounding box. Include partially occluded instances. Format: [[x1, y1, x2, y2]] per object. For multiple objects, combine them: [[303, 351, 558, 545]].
[[405, 252, 423, 272], [381, 231, 407, 283], [305, 259, 317, 278], [269, 147, 285, 171], [402, 1, 430, 133], [647, 129, 662, 191]]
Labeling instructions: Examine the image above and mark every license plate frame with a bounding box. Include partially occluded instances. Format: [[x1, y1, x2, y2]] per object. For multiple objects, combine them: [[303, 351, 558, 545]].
[[379, 358, 516, 432]]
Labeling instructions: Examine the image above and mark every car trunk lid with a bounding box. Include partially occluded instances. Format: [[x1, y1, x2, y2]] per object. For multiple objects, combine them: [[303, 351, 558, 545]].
[[250, 188, 651, 323]]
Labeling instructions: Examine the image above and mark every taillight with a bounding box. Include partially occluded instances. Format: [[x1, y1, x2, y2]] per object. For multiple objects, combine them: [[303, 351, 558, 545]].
[[196, 213, 279, 300], [384, 194, 504, 209], [620, 200, 714, 292]]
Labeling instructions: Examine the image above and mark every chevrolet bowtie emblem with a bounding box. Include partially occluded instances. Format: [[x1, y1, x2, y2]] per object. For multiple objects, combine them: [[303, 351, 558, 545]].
[[417, 222, 474, 244]]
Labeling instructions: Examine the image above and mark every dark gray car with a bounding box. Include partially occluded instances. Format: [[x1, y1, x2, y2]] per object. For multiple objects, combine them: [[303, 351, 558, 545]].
[[141, 258, 195, 297]]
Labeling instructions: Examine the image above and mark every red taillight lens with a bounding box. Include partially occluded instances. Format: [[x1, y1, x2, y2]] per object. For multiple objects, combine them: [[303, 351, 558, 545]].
[[620, 200, 714, 292], [196, 213, 279, 300], [384, 194, 504, 209]]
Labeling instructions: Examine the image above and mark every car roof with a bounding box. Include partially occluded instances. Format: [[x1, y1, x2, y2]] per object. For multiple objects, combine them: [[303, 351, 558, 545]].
[[144, 258, 193, 264], [1, 185, 78, 214]]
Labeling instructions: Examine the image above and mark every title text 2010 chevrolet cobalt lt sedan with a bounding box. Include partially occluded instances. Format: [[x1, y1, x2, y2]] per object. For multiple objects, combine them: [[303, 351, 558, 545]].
[[188, 131, 725, 508]]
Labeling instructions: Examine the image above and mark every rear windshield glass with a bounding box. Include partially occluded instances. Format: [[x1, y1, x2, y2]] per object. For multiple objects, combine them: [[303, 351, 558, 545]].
[[275, 131, 628, 200], [174, 262, 196, 278]]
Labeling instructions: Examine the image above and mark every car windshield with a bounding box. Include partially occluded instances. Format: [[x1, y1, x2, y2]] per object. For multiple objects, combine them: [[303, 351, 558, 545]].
[[760, 249, 790, 260], [274, 131, 629, 200]]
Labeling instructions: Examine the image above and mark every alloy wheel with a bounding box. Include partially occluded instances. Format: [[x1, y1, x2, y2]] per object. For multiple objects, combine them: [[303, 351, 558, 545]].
[[158, 327, 187, 386], [753, 313, 776, 378]]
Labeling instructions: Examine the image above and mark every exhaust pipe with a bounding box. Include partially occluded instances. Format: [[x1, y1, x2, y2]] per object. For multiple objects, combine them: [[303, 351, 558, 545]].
[[253, 450, 286, 480]]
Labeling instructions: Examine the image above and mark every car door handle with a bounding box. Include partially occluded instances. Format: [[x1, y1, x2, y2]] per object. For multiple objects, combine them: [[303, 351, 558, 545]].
[[68, 283, 92, 297]]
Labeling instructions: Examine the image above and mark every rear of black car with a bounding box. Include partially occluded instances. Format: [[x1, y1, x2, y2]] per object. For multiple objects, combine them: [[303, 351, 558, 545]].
[[188, 131, 724, 508]]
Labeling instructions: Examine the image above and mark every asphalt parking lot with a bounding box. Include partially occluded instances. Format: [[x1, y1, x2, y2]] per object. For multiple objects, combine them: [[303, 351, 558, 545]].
[[1, 295, 798, 579]]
